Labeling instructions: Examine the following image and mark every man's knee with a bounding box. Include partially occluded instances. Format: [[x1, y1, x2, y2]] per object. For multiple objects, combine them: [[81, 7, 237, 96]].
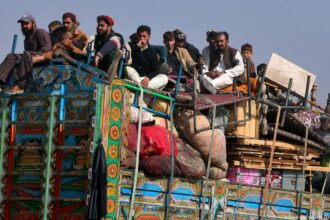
[[125, 66, 140, 81], [5, 53, 18, 61], [157, 74, 169, 84]]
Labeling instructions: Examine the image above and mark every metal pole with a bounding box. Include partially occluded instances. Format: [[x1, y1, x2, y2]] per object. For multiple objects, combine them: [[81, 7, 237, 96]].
[[165, 65, 182, 219], [128, 83, 144, 220], [280, 78, 293, 127], [11, 35, 18, 53], [194, 65, 201, 133], [256, 70, 266, 103], [303, 75, 311, 107], [200, 95, 216, 220], [260, 104, 281, 218], [245, 59, 252, 120], [164, 94, 175, 219], [299, 125, 309, 219]]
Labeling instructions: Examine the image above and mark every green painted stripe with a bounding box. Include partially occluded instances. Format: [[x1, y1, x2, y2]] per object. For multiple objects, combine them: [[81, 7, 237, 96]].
[[0, 97, 7, 199], [106, 83, 123, 219], [124, 83, 173, 101], [43, 95, 56, 220], [93, 84, 103, 152]]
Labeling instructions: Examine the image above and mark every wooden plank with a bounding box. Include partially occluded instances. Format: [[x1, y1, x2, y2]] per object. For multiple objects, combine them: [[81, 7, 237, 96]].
[[227, 100, 259, 139], [230, 160, 308, 170], [305, 166, 330, 172], [265, 53, 316, 98], [232, 156, 320, 166], [237, 138, 321, 157], [231, 161, 301, 170], [228, 150, 316, 160]]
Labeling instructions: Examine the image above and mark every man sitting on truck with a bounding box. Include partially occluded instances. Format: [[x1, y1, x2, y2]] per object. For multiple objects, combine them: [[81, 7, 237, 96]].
[[0, 14, 52, 95], [201, 31, 244, 94], [125, 25, 168, 90], [162, 31, 195, 76], [92, 15, 124, 73], [31, 13, 88, 64], [201, 30, 219, 71]]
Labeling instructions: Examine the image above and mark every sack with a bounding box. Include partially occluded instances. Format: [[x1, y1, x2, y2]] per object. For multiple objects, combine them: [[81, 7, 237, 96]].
[[140, 155, 181, 177], [154, 116, 179, 138], [120, 146, 136, 169], [176, 139, 205, 179], [176, 109, 228, 171], [209, 166, 228, 179], [140, 125, 178, 159], [127, 123, 146, 152], [130, 106, 155, 124]]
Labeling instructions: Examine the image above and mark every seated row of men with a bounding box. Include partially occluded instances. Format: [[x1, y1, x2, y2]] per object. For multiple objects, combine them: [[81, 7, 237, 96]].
[[0, 12, 256, 95]]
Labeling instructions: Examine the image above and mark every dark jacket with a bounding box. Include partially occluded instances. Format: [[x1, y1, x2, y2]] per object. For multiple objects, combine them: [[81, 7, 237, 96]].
[[129, 42, 159, 79], [94, 31, 124, 71]]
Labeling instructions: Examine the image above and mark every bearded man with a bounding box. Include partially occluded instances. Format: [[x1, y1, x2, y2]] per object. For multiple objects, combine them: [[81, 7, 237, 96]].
[[61, 12, 87, 58], [201, 31, 244, 94], [92, 15, 124, 72], [0, 14, 51, 95]]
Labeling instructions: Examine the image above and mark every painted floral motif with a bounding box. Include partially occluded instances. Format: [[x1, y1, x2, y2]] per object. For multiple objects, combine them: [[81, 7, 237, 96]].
[[108, 145, 118, 159], [28, 110, 38, 122], [313, 197, 321, 210], [217, 185, 224, 195], [107, 163, 118, 178], [111, 106, 121, 122], [107, 199, 115, 213], [112, 88, 122, 103], [110, 125, 120, 140], [107, 182, 116, 196]]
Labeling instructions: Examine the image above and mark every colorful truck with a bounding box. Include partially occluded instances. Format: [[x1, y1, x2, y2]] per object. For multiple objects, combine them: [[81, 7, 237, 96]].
[[0, 46, 329, 220]]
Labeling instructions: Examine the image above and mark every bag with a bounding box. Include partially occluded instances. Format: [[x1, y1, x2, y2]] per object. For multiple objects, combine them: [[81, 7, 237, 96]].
[[140, 155, 181, 177], [176, 109, 228, 171], [140, 125, 178, 159], [130, 106, 155, 124], [176, 139, 205, 179], [127, 123, 146, 152], [120, 146, 136, 169], [209, 166, 228, 179], [154, 116, 179, 138]]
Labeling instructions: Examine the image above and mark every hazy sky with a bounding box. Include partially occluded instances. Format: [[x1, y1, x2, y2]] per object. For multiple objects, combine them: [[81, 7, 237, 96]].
[[0, 0, 329, 107]]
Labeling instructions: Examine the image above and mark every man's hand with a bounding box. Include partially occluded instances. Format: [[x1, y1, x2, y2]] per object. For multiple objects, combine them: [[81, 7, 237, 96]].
[[141, 77, 150, 87], [136, 40, 144, 48], [93, 55, 100, 67], [167, 66, 173, 74], [206, 71, 224, 79], [62, 38, 73, 48], [198, 56, 205, 65]]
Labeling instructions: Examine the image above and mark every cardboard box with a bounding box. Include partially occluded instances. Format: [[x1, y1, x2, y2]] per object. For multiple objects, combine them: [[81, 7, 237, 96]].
[[282, 170, 305, 191], [260, 170, 282, 189], [227, 167, 282, 189], [227, 167, 261, 186]]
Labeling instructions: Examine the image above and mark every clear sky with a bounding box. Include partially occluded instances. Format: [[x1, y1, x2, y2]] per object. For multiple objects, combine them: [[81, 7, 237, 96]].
[[0, 0, 329, 107]]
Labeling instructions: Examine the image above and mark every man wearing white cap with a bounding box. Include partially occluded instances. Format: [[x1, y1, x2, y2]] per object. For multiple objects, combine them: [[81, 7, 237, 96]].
[[0, 13, 51, 95]]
